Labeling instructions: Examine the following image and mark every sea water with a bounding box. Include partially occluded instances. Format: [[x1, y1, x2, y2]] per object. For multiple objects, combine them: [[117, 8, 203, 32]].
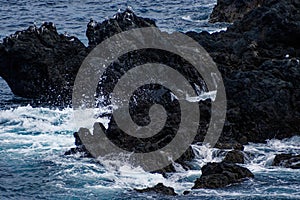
[[0, 0, 299, 199]]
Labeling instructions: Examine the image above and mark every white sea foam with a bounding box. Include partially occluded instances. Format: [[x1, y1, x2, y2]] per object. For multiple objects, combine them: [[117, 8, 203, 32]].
[[1, 105, 300, 197], [181, 15, 208, 23], [0, 105, 196, 193], [0, 106, 76, 159], [181, 15, 193, 22], [244, 136, 300, 172], [186, 90, 217, 102]]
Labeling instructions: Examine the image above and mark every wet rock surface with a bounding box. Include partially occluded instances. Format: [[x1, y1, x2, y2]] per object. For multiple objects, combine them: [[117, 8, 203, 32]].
[[0, 0, 300, 174], [187, 0, 300, 143], [192, 162, 254, 189], [64, 132, 93, 158], [66, 122, 196, 174], [0, 22, 88, 106], [215, 141, 245, 151], [223, 150, 244, 164], [0, 9, 155, 106], [86, 8, 156, 47], [210, 0, 264, 23], [134, 183, 177, 196], [272, 154, 300, 169]]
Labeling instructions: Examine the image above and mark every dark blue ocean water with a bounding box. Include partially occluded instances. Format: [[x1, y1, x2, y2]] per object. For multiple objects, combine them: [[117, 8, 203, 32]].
[[0, 0, 227, 46], [0, 0, 300, 199]]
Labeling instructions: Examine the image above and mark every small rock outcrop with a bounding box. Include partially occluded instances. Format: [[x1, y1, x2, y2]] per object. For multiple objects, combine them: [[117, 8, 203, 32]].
[[134, 183, 177, 196], [192, 162, 254, 189], [64, 132, 92, 157], [223, 150, 244, 164], [272, 154, 300, 169]]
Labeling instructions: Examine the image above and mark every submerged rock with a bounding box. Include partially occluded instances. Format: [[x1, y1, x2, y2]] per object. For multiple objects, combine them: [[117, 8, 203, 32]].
[[134, 183, 177, 196], [192, 162, 254, 189], [272, 154, 300, 169]]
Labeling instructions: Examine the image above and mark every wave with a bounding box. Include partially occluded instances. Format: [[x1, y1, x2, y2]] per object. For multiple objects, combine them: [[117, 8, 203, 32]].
[[1, 105, 300, 198]]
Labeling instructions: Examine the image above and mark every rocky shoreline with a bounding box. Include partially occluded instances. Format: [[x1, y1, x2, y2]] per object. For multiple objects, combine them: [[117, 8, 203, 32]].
[[0, 0, 299, 196]]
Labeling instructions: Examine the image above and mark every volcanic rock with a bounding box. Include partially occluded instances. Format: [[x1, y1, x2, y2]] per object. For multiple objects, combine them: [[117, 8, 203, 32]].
[[0, 22, 87, 106], [272, 153, 300, 169], [86, 8, 156, 47], [187, 0, 300, 143], [192, 162, 254, 189], [1, 0, 300, 146], [134, 183, 177, 196], [0, 9, 157, 106], [223, 150, 244, 164], [210, 0, 264, 23], [64, 132, 93, 157]]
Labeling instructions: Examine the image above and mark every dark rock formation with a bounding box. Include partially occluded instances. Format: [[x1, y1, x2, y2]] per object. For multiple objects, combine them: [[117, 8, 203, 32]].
[[66, 122, 196, 174], [224, 59, 300, 142], [86, 8, 156, 47], [183, 190, 191, 195], [63, 0, 300, 168], [210, 0, 264, 23], [0, 9, 156, 106], [272, 154, 300, 169], [0, 22, 87, 106], [1, 0, 300, 160], [192, 162, 254, 189], [187, 0, 300, 143], [215, 141, 244, 150], [223, 150, 244, 164], [134, 183, 177, 196]]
